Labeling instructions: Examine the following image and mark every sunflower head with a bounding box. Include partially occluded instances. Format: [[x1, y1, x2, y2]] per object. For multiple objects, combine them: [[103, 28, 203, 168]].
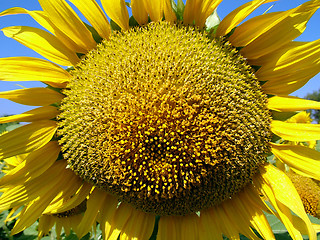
[[57, 21, 271, 215], [286, 111, 313, 124]]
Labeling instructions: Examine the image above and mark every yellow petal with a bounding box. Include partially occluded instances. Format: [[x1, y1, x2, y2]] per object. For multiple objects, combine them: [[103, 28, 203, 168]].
[[184, 0, 222, 28], [45, 192, 80, 217], [5, 206, 20, 222], [0, 87, 64, 106], [261, 69, 318, 95], [68, 215, 83, 236], [44, 182, 92, 214], [11, 197, 44, 234], [0, 7, 79, 53], [101, 0, 129, 30], [0, 57, 70, 88], [76, 188, 108, 238], [229, 10, 292, 47], [12, 168, 77, 234], [98, 194, 119, 240], [177, 214, 200, 240], [218, 195, 264, 240], [163, 0, 177, 23], [214, 205, 240, 240], [55, 217, 63, 237], [68, 0, 111, 40], [199, 208, 222, 240], [216, 0, 275, 37], [0, 106, 58, 124], [132, 0, 149, 25], [254, 164, 316, 240], [119, 209, 154, 240], [107, 203, 134, 240], [235, 187, 275, 240], [0, 160, 67, 211], [158, 214, 200, 240], [254, 40, 320, 94], [1, 26, 79, 66], [0, 7, 56, 34], [255, 39, 320, 76], [197, 0, 223, 28], [13, 197, 52, 234], [0, 141, 60, 187], [44, 174, 85, 213], [183, 0, 201, 25], [312, 223, 320, 233], [142, 0, 164, 22], [0, 121, 57, 160], [240, 1, 320, 59], [271, 120, 320, 141], [157, 216, 179, 240], [268, 96, 320, 112], [38, 215, 55, 238], [3, 155, 26, 170], [271, 143, 320, 181], [38, 0, 96, 53]]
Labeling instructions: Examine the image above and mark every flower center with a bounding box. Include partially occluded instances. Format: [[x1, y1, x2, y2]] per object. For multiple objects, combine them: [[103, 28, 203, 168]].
[[58, 22, 271, 216]]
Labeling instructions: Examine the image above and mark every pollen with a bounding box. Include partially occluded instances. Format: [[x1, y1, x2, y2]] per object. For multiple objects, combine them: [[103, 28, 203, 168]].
[[58, 22, 271, 216]]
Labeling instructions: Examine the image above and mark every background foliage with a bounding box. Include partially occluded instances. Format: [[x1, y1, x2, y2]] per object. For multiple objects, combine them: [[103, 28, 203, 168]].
[[305, 89, 320, 123]]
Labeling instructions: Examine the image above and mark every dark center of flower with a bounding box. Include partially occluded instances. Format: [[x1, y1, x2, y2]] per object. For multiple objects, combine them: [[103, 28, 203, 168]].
[[58, 22, 271, 216]]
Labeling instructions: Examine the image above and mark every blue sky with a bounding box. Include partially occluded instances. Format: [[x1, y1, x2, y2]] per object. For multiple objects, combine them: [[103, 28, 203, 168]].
[[0, 0, 320, 116]]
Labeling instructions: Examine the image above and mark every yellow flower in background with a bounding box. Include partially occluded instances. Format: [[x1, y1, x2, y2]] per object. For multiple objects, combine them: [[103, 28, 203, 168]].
[[1, 0, 320, 239], [287, 171, 320, 219], [285, 111, 317, 148], [286, 111, 313, 124], [275, 111, 320, 219]]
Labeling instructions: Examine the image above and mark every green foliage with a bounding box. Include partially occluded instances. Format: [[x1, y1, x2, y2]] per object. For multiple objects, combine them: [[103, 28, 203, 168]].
[[305, 89, 320, 123], [0, 121, 20, 134], [171, 0, 185, 21], [110, 19, 121, 31]]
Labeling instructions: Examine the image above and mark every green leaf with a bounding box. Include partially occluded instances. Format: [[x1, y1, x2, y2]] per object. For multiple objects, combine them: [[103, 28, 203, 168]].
[[129, 16, 140, 27], [149, 216, 160, 240], [125, 2, 131, 8], [110, 20, 121, 31], [315, 140, 320, 152], [0, 120, 21, 135], [271, 111, 298, 122], [13, 229, 37, 239], [6, 123, 21, 132], [84, 22, 102, 44], [14, 222, 38, 240], [0, 212, 8, 229], [170, 0, 177, 14], [173, 0, 185, 21], [266, 213, 287, 234], [265, 211, 320, 240]]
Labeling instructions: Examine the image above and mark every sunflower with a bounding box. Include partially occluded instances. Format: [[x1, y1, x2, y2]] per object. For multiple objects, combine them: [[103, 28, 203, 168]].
[[1, 0, 320, 239], [274, 111, 320, 219]]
